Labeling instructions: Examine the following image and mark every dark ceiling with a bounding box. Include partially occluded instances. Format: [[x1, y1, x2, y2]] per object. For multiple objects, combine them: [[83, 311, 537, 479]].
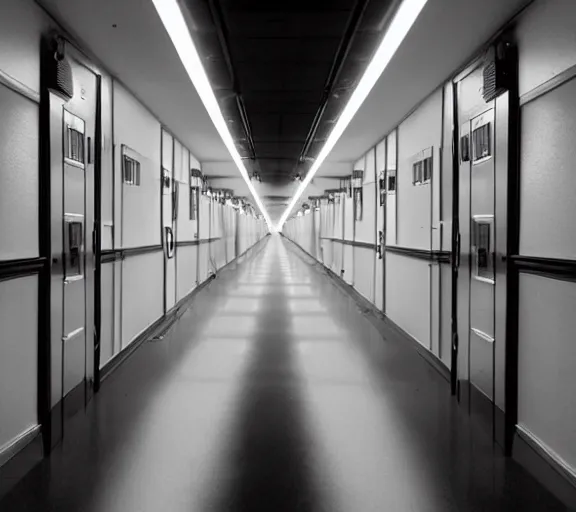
[[183, 0, 399, 186]]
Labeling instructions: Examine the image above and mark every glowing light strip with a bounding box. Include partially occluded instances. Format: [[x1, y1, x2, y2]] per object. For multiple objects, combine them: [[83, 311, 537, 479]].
[[150, 0, 273, 230], [277, 0, 428, 230]]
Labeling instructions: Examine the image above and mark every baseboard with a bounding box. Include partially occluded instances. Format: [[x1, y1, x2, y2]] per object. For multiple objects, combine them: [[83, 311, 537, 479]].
[[283, 235, 451, 383], [514, 425, 576, 510], [0, 426, 43, 501]]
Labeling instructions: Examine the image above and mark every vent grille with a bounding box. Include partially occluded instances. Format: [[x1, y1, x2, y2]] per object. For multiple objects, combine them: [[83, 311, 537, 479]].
[[482, 40, 514, 102], [55, 57, 74, 100]]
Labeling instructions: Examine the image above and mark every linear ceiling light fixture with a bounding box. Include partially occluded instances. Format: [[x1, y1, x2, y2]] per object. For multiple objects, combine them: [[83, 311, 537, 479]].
[[150, 0, 274, 230], [276, 0, 428, 231]]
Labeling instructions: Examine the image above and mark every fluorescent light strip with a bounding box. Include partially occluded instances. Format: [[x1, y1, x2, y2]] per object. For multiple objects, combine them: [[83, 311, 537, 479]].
[[277, 0, 428, 230], [150, 0, 273, 230]]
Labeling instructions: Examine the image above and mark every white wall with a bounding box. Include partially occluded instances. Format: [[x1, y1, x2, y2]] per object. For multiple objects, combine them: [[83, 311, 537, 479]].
[[518, 274, 576, 475], [114, 82, 161, 248], [0, 85, 39, 260], [516, 0, 576, 98], [99, 262, 115, 367], [519, 77, 576, 259], [386, 253, 431, 348], [0, 0, 50, 466], [385, 130, 397, 245], [397, 89, 442, 250], [0, 276, 38, 454], [0, 0, 52, 95], [121, 252, 164, 348], [356, 149, 376, 243], [101, 76, 114, 250]]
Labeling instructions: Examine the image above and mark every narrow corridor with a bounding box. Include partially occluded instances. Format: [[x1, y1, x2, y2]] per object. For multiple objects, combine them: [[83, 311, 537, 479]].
[[0, 236, 567, 511]]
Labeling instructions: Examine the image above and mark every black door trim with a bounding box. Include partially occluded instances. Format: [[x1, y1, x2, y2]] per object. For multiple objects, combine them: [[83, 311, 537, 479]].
[[93, 73, 103, 392]]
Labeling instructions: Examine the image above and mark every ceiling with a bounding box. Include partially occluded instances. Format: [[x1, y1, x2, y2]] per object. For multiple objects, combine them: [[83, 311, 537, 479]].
[[181, 0, 399, 220], [39, 0, 531, 225]]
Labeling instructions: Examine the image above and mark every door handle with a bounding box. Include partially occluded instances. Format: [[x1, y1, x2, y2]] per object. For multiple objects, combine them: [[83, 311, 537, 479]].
[[165, 227, 175, 259]]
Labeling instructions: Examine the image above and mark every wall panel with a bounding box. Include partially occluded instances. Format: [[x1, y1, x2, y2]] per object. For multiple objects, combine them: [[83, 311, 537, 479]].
[[353, 247, 373, 302], [518, 274, 576, 475], [121, 252, 163, 348], [0, 276, 38, 454], [519, 77, 576, 259], [517, 0, 576, 97], [176, 245, 197, 301], [0, 85, 39, 260], [397, 90, 442, 250], [0, 0, 51, 94], [114, 82, 161, 248], [385, 253, 430, 348], [99, 262, 115, 368]]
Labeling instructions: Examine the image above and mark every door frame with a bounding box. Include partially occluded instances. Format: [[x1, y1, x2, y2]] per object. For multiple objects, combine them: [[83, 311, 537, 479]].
[[40, 35, 103, 451], [451, 38, 519, 455]]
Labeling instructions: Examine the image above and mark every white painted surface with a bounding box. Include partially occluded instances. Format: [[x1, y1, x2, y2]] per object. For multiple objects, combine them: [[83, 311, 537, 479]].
[[0, 276, 38, 453], [199, 195, 211, 240], [99, 262, 115, 368], [439, 265, 452, 367], [518, 274, 576, 475], [517, 0, 576, 97], [397, 89, 442, 250], [0, 0, 52, 93], [356, 149, 376, 244], [386, 253, 430, 348], [441, 83, 453, 251], [430, 263, 440, 357], [121, 252, 163, 348], [101, 76, 114, 250], [0, 85, 39, 260], [386, 130, 397, 245], [519, 77, 576, 259], [114, 82, 161, 248], [353, 246, 374, 303]]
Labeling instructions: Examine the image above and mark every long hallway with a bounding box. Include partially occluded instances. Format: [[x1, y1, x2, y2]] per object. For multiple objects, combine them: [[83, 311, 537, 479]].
[[0, 236, 567, 511]]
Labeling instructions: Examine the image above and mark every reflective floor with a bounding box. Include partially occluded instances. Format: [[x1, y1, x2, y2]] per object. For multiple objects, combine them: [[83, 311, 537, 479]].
[[0, 236, 569, 511]]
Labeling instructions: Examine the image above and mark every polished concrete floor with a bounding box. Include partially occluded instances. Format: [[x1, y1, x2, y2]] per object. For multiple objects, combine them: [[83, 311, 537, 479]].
[[0, 236, 569, 511]]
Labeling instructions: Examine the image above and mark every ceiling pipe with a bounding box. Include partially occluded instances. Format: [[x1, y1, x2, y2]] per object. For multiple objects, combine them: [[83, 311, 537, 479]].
[[207, 0, 256, 161], [296, 0, 371, 173]]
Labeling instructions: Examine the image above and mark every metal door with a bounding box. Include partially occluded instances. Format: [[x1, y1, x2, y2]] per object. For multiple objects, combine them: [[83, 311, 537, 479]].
[[50, 57, 98, 407], [456, 66, 496, 422], [162, 130, 176, 312], [375, 140, 386, 311]]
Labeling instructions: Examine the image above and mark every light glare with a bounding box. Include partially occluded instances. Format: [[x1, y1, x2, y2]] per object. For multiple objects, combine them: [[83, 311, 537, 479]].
[[276, 0, 428, 230], [150, 0, 272, 229]]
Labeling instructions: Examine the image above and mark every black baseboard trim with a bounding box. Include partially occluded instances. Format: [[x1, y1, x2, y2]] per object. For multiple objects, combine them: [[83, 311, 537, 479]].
[[283, 234, 451, 384], [0, 427, 43, 501], [514, 426, 576, 510], [100, 236, 268, 385]]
